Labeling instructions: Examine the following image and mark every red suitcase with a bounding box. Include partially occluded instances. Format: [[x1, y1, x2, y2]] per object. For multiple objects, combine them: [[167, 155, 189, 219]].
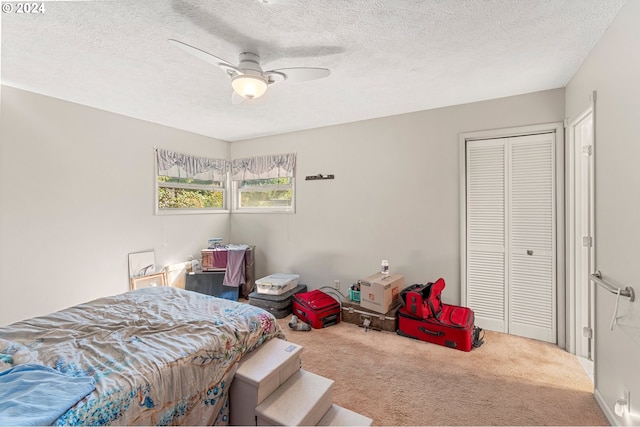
[[397, 277, 483, 351], [397, 304, 483, 352], [292, 290, 340, 329]]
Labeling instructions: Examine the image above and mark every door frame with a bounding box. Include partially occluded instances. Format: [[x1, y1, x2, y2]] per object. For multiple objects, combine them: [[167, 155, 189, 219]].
[[459, 122, 565, 347], [565, 102, 596, 358]]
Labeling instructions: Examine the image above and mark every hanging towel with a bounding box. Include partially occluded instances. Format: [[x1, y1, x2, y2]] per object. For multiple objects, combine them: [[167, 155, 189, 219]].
[[223, 244, 248, 287], [211, 248, 228, 269], [0, 363, 96, 426]]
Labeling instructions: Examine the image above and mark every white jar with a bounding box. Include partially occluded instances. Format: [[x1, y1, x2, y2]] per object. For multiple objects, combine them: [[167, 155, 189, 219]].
[[381, 260, 389, 276]]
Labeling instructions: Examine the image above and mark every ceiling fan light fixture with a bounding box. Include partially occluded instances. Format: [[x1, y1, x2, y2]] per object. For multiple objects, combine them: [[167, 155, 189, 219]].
[[168, 40, 330, 104], [231, 74, 268, 100]]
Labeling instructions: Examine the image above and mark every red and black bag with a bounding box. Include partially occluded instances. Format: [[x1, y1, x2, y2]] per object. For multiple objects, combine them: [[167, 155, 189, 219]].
[[292, 290, 340, 329], [400, 278, 445, 319]]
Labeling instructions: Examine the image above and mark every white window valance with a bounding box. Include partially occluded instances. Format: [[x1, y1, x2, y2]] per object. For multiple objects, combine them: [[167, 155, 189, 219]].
[[156, 148, 228, 182], [231, 153, 296, 181]]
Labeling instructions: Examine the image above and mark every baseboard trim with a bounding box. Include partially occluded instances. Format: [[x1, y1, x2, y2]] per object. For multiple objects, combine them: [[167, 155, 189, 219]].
[[594, 388, 615, 426]]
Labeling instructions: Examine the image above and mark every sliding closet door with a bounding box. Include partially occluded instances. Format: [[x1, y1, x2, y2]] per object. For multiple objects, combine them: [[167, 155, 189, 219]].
[[508, 134, 556, 343], [466, 139, 507, 333], [465, 133, 556, 343]]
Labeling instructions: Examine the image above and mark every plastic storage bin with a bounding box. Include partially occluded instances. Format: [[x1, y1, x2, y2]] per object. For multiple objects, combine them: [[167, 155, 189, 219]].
[[256, 273, 300, 295]]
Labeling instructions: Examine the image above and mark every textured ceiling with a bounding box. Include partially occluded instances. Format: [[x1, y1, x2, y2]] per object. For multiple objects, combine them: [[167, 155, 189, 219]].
[[1, 0, 627, 141]]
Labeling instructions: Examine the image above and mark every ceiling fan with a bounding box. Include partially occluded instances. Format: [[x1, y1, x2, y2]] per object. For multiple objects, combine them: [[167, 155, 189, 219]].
[[168, 39, 331, 103]]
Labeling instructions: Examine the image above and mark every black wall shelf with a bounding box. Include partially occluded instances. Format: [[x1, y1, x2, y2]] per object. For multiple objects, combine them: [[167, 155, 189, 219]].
[[305, 174, 335, 181]]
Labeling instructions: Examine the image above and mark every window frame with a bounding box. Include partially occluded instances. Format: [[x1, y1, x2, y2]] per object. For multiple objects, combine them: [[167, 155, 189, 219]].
[[154, 151, 230, 215], [231, 177, 296, 214]]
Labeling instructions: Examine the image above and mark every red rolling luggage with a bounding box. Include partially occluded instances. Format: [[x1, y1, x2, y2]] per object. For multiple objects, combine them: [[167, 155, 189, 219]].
[[397, 278, 484, 351], [397, 304, 482, 351], [292, 290, 340, 329]]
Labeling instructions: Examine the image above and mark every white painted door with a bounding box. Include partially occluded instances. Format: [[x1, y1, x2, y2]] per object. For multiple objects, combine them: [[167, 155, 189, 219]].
[[507, 134, 556, 343], [466, 139, 507, 333], [465, 133, 557, 343], [567, 106, 595, 358]]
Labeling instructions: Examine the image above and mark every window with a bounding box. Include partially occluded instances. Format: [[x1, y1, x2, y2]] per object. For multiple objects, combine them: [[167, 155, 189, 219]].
[[236, 177, 295, 209], [231, 153, 296, 213], [155, 148, 229, 214]]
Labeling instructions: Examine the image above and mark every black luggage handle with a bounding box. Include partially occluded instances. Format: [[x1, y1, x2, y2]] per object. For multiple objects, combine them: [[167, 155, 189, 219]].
[[418, 326, 444, 337]]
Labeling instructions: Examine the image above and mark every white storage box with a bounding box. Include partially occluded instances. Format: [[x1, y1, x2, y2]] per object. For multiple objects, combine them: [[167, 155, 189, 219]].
[[256, 273, 300, 295]]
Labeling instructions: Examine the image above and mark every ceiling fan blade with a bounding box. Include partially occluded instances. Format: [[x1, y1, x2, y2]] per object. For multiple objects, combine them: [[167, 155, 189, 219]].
[[168, 39, 239, 74], [266, 67, 330, 83]]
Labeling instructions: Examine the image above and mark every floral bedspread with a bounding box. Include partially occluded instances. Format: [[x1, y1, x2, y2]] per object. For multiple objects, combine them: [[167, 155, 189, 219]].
[[0, 286, 284, 425]]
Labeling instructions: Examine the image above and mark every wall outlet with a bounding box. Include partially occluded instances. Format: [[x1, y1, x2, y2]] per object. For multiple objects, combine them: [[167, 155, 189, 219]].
[[616, 387, 631, 417], [625, 387, 631, 413], [334, 280, 340, 289]]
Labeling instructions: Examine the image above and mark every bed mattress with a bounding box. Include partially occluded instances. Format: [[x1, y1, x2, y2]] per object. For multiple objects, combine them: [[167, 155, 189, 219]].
[[0, 286, 284, 426]]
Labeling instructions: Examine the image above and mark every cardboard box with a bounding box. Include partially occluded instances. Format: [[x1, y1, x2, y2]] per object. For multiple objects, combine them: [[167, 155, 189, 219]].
[[359, 272, 404, 314]]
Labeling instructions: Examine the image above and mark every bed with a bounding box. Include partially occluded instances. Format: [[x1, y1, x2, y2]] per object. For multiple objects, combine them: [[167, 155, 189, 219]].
[[0, 286, 285, 426]]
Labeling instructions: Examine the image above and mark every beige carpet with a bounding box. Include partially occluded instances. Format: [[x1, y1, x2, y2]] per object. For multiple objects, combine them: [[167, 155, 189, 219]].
[[276, 316, 608, 426]]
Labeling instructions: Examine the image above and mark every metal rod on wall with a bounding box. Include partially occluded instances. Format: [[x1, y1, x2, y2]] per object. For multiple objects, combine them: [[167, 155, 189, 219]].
[[590, 270, 635, 302], [305, 174, 334, 181]]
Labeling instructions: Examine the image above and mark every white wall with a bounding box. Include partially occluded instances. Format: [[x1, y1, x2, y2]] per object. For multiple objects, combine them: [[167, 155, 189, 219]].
[[229, 89, 565, 305], [565, 1, 640, 424], [0, 86, 230, 326], [0, 86, 567, 330]]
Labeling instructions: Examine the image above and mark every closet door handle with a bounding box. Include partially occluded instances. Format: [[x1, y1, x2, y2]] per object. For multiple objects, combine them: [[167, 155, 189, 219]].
[[527, 250, 534, 256]]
